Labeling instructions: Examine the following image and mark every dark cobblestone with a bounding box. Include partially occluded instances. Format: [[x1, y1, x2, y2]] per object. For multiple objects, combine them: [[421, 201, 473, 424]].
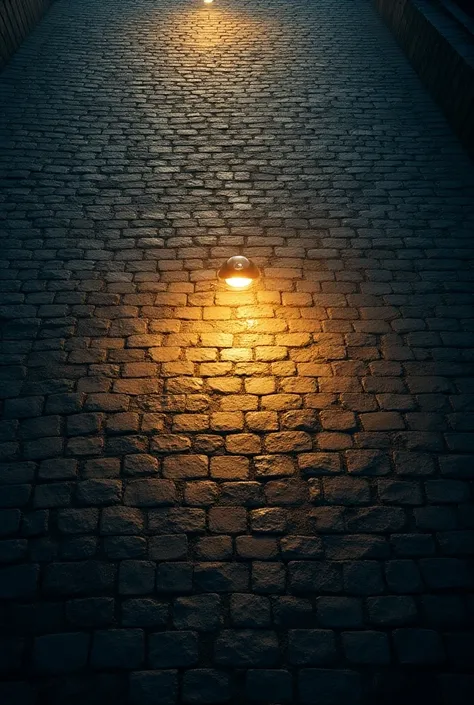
[[91, 629, 145, 670], [1, 0, 474, 701], [149, 631, 198, 669], [246, 668, 292, 702], [182, 669, 230, 704], [33, 632, 90, 674], [129, 670, 178, 705]]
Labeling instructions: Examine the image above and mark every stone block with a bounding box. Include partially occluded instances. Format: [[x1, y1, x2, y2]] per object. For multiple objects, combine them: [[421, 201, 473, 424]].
[[91, 629, 144, 669], [393, 628, 445, 664], [289, 629, 337, 665], [149, 534, 188, 561], [342, 630, 390, 664], [246, 669, 292, 702], [316, 597, 363, 628], [129, 670, 178, 705], [156, 563, 193, 594], [122, 599, 169, 628], [149, 631, 198, 668], [173, 595, 222, 632], [214, 630, 279, 667], [119, 561, 155, 595], [194, 563, 249, 593], [298, 668, 362, 704], [182, 669, 230, 704], [33, 632, 89, 674]]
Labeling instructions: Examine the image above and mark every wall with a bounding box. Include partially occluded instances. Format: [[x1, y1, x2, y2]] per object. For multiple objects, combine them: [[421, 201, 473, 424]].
[[373, 0, 474, 159], [0, 0, 54, 69]]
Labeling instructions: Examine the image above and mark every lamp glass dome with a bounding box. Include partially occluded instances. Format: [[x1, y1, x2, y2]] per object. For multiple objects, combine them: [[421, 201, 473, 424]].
[[218, 256, 260, 290]]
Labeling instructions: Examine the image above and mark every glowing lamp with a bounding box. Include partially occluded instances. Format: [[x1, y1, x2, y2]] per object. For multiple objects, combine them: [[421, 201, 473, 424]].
[[204, 0, 213, 4], [217, 256, 260, 290]]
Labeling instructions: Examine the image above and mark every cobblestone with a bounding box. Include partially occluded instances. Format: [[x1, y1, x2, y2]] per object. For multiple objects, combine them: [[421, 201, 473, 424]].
[[1, 0, 474, 702]]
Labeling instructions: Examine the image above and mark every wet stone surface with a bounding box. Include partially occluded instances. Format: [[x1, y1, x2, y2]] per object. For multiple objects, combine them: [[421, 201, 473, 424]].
[[0, 0, 474, 703]]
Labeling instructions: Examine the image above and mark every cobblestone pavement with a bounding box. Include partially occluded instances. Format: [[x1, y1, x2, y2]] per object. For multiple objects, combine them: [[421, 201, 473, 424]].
[[1, 0, 474, 703]]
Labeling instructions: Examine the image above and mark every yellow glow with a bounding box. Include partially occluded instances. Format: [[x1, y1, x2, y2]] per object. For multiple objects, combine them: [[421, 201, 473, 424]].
[[203, 0, 214, 4], [225, 277, 253, 289]]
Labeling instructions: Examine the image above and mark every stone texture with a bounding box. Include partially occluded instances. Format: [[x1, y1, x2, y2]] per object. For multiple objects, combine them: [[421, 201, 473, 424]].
[[0, 0, 473, 702], [374, 0, 474, 159]]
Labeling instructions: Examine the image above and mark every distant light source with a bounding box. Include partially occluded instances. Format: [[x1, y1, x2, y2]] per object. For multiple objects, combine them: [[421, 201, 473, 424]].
[[204, 0, 214, 4], [218, 256, 260, 290]]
